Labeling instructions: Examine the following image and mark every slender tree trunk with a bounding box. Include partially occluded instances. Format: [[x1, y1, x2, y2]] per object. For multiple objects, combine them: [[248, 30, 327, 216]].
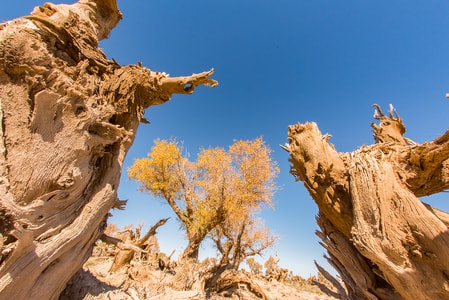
[[0, 1, 216, 299], [180, 213, 225, 261], [287, 105, 449, 299], [181, 232, 204, 261]]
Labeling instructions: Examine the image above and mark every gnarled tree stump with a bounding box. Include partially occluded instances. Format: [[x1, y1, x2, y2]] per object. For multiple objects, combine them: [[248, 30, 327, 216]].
[[0, 1, 216, 299], [287, 104, 449, 300]]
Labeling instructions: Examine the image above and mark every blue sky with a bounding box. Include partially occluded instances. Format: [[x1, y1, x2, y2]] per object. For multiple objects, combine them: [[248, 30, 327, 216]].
[[3, 1, 449, 277]]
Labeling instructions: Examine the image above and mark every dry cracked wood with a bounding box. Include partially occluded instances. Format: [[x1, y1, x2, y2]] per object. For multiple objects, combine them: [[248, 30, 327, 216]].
[[287, 105, 449, 300], [0, 1, 216, 299]]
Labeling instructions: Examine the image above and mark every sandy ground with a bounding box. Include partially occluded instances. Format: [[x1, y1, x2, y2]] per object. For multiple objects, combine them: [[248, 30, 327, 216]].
[[60, 257, 340, 300]]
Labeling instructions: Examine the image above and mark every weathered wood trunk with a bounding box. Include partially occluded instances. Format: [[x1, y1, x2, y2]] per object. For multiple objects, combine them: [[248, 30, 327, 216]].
[[0, 1, 216, 299], [287, 105, 449, 299], [108, 218, 168, 272]]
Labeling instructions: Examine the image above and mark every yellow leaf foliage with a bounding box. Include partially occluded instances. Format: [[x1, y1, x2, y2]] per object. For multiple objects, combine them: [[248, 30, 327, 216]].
[[128, 139, 186, 201]]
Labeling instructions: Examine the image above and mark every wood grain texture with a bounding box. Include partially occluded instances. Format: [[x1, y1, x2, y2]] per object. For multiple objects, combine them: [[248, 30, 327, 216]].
[[0, 1, 216, 298]]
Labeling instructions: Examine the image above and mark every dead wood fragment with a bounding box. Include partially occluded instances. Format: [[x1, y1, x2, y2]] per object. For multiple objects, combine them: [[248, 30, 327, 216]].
[[108, 218, 169, 272], [314, 261, 347, 299], [206, 269, 268, 300]]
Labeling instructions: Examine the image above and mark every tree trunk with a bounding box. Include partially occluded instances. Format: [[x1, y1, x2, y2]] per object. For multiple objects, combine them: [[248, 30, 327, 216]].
[[0, 1, 216, 299], [181, 233, 203, 261], [108, 218, 168, 272], [287, 105, 449, 300]]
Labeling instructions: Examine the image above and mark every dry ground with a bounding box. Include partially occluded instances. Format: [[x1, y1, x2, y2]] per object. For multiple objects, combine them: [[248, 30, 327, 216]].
[[60, 256, 340, 300]]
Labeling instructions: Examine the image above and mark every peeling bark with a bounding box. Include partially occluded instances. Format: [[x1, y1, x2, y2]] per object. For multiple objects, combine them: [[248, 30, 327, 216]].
[[287, 105, 449, 300], [0, 1, 216, 299]]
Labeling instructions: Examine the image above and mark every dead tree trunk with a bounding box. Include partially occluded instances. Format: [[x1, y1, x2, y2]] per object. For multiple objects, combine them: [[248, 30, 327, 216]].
[[287, 104, 449, 300], [205, 269, 268, 300], [108, 218, 168, 272], [0, 1, 216, 299]]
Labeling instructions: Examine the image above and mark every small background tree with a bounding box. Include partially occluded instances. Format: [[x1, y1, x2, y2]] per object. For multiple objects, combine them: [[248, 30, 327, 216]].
[[128, 137, 278, 292], [128, 137, 278, 263], [246, 257, 263, 276]]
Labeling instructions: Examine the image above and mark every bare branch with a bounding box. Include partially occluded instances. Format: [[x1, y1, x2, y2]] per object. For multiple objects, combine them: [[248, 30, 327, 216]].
[[158, 69, 218, 102], [99, 234, 147, 253], [136, 217, 169, 247]]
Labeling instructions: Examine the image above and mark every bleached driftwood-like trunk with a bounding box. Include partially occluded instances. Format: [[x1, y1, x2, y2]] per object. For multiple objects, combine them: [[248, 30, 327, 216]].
[[0, 1, 216, 299], [108, 218, 168, 273], [287, 105, 449, 299]]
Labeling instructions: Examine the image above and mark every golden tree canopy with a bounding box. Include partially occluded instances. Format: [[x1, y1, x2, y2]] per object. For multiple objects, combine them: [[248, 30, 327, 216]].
[[128, 137, 279, 260]]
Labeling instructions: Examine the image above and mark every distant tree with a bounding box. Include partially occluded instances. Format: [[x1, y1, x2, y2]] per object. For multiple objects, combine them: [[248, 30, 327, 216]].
[[128, 138, 278, 262], [246, 257, 263, 275], [211, 216, 277, 270], [207, 139, 278, 270], [264, 254, 279, 279]]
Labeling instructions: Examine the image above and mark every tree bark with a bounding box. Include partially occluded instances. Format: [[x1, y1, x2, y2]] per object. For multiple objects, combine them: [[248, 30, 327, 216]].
[[0, 1, 216, 299], [287, 105, 449, 299], [182, 235, 203, 261]]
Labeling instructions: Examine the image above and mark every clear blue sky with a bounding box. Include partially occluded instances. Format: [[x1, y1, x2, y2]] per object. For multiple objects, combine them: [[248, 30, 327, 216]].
[[3, 1, 449, 277]]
